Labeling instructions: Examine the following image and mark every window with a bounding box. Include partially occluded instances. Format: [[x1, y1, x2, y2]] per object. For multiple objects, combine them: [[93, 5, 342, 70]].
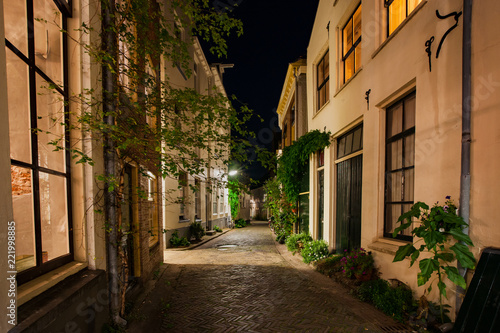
[[384, 92, 416, 240], [179, 172, 188, 219], [212, 183, 218, 214], [195, 178, 201, 219], [6, 0, 72, 284], [337, 125, 363, 159], [220, 189, 224, 214], [342, 4, 362, 83], [386, 0, 422, 36], [146, 171, 159, 246], [317, 50, 329, 110]]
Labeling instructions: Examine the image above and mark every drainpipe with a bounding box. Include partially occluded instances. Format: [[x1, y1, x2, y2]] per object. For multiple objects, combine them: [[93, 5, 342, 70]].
[[456, 0, 472, 315], [102, 0, 126, 327]]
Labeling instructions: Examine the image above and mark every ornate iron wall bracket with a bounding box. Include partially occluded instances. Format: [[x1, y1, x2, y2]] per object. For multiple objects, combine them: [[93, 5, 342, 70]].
[[365, 89, 371, 110], [436, 10, 462, 58], [425, 36, 435, 72]]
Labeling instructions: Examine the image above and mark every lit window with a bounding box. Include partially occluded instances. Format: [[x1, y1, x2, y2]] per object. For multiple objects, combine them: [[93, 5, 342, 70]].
[[342, 4, 362, 83], [386, 0, 422, 35], [317, 50, 329, 110], [6, 0, 72, 284], [384, 92, 416, 240]]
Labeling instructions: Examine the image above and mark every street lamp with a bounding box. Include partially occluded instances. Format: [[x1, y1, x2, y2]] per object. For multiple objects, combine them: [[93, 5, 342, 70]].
[[229, 170, 238, 176]]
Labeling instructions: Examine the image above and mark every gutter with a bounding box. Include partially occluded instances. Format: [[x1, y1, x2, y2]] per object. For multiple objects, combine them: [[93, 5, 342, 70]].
[[456, 0, 472, 314]]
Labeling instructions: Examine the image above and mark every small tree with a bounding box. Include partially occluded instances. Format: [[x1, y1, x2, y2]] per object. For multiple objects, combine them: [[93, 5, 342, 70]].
[[392, 197, 476, 322]]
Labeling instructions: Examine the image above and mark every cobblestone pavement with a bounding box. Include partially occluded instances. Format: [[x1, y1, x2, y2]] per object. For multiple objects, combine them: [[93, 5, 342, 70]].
[[127, 222, 411, 332]]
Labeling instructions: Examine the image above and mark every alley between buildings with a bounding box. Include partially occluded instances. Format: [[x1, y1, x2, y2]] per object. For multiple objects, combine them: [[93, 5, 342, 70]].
[[127, 222, 410, 332]]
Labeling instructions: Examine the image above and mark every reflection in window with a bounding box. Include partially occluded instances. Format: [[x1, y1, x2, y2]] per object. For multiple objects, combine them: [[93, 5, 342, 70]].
[[384, 92, 416, 241], [386, 0, 422, 36], [342, 4, 362, 83]]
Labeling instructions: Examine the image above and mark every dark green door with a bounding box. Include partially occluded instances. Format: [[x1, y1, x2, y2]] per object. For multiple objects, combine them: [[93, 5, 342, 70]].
[[336, 154, 362, 252]]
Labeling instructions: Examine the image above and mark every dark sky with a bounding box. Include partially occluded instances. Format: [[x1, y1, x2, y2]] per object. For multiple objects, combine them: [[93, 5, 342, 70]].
[[205, 0, 320, 181]]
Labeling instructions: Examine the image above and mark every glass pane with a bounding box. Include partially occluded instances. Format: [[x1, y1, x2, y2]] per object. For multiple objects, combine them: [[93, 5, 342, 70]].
[[401, 204, 413, 236], [34, 0, 64, 86], [387, 171, 402, 202], [387, 140, 403, 170], [40, 173, 69, 261], [324, 50, 329, 78], [355, 44, 362, 72], [37, 75, 66, 173], [387, 102, 403, 138], [317, 58, 324, 84], [11, 166, 36, 272], [404, 134, 415, 167], [353, 5, 362, 42], [352, 127, 362, 151], [318, 85, 325, 109], [404, 94, 416, 130], [325, 79, 330, 104], [345, 133, 353, 155], [338, 137, 346, 159], [389, 0, 406, 35], [344, 52, 355, 82], [6, 48, 31, 163], [385, 204, 399, 234], [408, 0, 422, 13], [404, 168, 414, 201], [343, 18, 353, 57], [3, 1, 28, 55]]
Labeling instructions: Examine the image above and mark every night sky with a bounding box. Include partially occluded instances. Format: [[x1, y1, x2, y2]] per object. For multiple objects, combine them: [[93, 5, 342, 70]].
[[205, 0, 320, 181]]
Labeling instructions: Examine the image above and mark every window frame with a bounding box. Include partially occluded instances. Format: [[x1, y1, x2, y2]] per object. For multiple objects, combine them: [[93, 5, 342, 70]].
[[316, 50, 330, 110], [6, 0, 73, 285], [386, 0, 422, 36], [383, 91, 416, 241], [342, 3, 362, 84]]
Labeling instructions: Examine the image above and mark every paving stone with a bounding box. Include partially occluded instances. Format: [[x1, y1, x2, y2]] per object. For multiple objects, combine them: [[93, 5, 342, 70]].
[[127, 222, 412, 333]]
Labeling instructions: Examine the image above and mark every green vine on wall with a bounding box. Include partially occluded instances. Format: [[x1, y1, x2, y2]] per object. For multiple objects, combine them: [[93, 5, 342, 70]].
[[277, 130, 331, 203]]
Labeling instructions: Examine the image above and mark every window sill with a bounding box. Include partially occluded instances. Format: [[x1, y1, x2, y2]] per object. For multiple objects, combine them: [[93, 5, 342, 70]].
[[368, 238, 411, 256], [178, 219, 190, 223], [18, 262, 88, 306], [334, 67, 363, 98], [371, 0, 428, 59]]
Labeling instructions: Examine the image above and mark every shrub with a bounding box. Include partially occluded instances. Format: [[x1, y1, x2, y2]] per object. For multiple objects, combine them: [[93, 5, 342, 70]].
[[189, 221, 205, 241], [285, 232, 313, 253], [214, 225, 222, 232], [234, 218, 247, 228], [357, 279, 415, 322], [340, 248, 374, 279], [301, 239, 329, 263], [315, 255, 343, 277], [275, 230, 287, 244], [169, 230, 190, 247]]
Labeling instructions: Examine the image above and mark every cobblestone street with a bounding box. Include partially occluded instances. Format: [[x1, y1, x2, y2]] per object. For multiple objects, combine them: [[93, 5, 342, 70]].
[[127, 222, 410, 332]]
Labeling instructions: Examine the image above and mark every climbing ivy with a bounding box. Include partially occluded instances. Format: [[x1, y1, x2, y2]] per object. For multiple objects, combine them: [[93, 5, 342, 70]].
[[277, 130, 331, 203]]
